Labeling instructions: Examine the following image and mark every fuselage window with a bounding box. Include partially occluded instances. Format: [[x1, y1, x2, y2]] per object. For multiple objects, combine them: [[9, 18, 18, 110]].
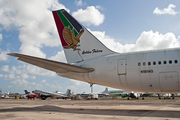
[[158, 61, 161, 65], [169, 60, 172, 64], [163, 61, 167, 64], [153, 61, 156, 65], [138, 62, 141, 66], [148, 62, 151, 65], [174, 60, 178, 64], [143, 62, 146, 66]]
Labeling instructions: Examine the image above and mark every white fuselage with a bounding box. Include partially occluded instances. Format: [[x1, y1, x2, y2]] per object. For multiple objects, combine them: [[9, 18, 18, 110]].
[[58, 48, 180, 94]]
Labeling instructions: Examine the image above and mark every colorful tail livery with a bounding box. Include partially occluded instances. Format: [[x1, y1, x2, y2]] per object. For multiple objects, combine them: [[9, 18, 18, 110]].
[[52, 9, 114, 63], [24, 90, 30, 94]]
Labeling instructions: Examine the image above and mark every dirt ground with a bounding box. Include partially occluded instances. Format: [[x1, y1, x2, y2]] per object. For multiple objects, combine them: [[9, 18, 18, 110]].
[[0, 98, 180, 120]]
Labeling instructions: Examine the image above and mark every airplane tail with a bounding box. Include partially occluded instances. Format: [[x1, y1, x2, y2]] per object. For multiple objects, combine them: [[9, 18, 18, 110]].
[[24, 90, 30, 94], [65, 89, 71, 97], [52, 9, 114, 63], [102, 87, 109, 94], [0, 89, 2, 94]]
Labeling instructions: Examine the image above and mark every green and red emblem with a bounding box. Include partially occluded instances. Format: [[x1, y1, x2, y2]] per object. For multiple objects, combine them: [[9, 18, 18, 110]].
[[52, 9, 84, 51]]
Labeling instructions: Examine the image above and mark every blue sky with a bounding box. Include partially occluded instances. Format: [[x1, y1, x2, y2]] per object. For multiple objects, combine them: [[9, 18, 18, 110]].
[[0, 0, 180, 94]]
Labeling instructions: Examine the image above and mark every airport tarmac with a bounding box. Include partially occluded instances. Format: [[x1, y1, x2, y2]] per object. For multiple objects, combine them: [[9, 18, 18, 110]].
[[0, 98, 180, 120]]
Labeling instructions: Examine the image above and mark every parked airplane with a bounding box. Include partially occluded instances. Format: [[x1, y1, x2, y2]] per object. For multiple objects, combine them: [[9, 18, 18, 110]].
[[102, 88, 140, 99], [81, 87, 109, 97], [24, 90, 40, 99], [81, 87, 139, 99], [0, 89, 9, 98], [8, 9, 180, 99], [106, 88, 132, 95], [32, 89, 71, 100]]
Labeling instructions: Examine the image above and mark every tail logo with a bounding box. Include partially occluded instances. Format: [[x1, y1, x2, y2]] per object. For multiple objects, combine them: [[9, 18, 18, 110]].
[[63, 27, 84, 51], [52, 9, 84, 51]]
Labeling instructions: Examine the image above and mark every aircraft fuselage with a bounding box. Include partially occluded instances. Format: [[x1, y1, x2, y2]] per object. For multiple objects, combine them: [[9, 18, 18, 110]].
[[58, 48, 180, 93]]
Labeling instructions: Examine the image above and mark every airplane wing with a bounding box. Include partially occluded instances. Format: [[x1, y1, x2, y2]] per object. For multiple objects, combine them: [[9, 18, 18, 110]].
[[8, 53, 94, 73]]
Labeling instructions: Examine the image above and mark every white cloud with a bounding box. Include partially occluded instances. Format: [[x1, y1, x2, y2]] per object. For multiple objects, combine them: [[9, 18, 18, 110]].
[[0, 49, 9, 61], [0, 34, 2, 42], [41, 79, 46, 83], [132, 31, 179, 51], [72, 6, 105, 26], [9, 76, 43, 92], [96, 6, 104, 11], [67, 79, 90, 93], [90, 29, 180, 53], [0, 0, 69, 58], [26, 65, 57, 77], [11, 79, 36, 89], [75, 0, 86, 6], [4, 73, 15, 80], [48, 50, 67, 63], [8, 73, 44, 91], [19, 73, 29, 79], [0, 65, 36, 80], [1, 65, 10, 72], [0, 64, 60, 92], [1, 64, 56, 85], [30, 76, 36, 80], [1, 65, 36, 81], [68, 79, 82, 86], [19, 44, 47, 58], [0, 74, 3, 77], [89, 29, 135, 53], [153, 4, 178, 15], [11, 66, 22, 74], [1, 65, 25, 74], [45, 83, 62, 90]]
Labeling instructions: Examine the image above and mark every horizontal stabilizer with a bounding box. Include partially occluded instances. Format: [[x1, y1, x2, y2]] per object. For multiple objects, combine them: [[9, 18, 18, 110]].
[[8, 53, 94, 73]]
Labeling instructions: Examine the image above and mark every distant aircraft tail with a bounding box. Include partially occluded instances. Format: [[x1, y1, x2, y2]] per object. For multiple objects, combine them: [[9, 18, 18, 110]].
[[65, 89, 71, 97], [52, 9, 114, 63], [24, 90, 30, 94], [102, 87, 109, 94]]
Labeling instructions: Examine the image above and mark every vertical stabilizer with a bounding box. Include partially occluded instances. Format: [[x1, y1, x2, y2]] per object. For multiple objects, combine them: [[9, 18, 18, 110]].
[[52, 9, 114, 63], [102, 87, 109, 94], [65, 89, 71, 97], [24, 90, 30, 94]]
